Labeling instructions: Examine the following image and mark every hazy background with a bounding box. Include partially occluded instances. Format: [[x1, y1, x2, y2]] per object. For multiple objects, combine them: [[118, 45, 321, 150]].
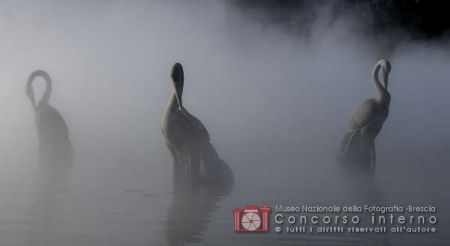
[[0, 0, 449, 245]]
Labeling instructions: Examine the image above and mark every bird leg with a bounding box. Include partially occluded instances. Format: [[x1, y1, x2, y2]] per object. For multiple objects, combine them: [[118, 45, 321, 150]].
[[343, 130, 359, 155], [370, 143, 376, 173], [359, 129, 374, 170]]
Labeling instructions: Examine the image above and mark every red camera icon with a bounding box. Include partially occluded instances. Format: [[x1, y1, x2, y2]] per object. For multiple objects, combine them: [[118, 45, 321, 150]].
[[233, 205, 271, 232]]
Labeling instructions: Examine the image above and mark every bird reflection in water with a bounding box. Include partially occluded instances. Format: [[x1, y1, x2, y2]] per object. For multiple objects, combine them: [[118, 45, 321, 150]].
[[338, 167, 392, 246], [162, 63, 234, 245]]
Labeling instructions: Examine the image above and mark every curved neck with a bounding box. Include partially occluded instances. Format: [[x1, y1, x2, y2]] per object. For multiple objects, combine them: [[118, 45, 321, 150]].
[[27, 70, 52, 109], [372, 63, 388, 104], [26, 80, 36, 110], [41, 79, 52, 105]]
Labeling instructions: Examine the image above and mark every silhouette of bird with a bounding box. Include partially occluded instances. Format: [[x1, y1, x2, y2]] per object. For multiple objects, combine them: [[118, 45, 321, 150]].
[[340, 59, 392, 172], [162, 63, 233, 187], [26, 70, 73, 163]]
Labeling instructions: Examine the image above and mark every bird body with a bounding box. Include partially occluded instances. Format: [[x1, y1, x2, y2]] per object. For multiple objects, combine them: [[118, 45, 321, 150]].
[[162, 63, 233, 187], [349, 98, 389, 138], [27, 70, 73, 163], [340, 59, 392, 172], [162, 95, 209, 150]]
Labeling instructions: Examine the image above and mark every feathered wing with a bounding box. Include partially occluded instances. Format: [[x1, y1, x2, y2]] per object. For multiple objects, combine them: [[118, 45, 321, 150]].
[[180, 108, 210, 142], [37, 105, 73, 161], [340, 99, 377, 161], [163, 106, 233, 187], [181, 109, 233, 185], [199, 141, 234, 191], [42, 106, 70, 136], [349, 99, 377, 130]]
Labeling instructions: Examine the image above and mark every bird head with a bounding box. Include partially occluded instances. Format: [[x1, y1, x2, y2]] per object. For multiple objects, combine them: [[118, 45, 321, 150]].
[[171, 63, 184, 110]]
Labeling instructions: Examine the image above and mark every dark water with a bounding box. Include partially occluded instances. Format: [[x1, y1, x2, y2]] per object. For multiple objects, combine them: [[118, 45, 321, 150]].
[[0, 0, 449, 245]]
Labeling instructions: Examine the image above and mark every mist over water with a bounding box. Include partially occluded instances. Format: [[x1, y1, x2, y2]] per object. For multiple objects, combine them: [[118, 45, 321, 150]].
[[0, 0, 449, 245]]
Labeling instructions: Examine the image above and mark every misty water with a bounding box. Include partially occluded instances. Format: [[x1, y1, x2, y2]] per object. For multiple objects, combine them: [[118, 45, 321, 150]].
[[0, 1, 449, 245]]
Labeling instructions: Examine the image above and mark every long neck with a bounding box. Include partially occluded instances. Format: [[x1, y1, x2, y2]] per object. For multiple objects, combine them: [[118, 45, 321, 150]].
[[372, 63, 388, 104], [170, 81, 183, 111], [169, 92, 180, 112], [27, 70, 52, 109], [26, 81, 36, 111], [40, 79, 52, 106]]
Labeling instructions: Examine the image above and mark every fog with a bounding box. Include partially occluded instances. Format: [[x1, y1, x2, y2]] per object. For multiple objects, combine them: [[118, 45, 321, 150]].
[[0, 0, 449, 245]]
